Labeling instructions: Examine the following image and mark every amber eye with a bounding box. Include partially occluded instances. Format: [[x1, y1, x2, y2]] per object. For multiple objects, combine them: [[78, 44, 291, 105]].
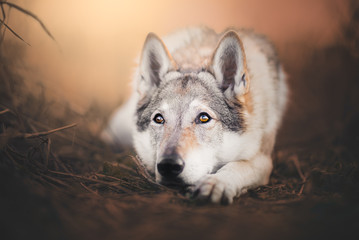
[[197, 112, 211, 124], [153, 114, 165, 124]]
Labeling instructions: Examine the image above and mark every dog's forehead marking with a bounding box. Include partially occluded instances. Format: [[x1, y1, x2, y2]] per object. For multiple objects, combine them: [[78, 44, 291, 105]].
[[157, 74, 207, 106]]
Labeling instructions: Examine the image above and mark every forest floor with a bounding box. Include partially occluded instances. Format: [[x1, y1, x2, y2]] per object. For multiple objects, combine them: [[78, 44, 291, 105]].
[[1, 32, 359, 240]]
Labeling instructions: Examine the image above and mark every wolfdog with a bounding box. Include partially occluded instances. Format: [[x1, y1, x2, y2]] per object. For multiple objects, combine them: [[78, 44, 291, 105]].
[[102, 27, 288, 204]]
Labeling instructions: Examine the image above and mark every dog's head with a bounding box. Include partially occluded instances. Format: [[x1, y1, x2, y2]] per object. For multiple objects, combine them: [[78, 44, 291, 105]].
[[134, 31, 251, 187]]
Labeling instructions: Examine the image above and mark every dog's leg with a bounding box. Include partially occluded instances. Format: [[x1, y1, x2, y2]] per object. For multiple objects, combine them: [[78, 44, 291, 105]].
[[193, 153, 273, 204]]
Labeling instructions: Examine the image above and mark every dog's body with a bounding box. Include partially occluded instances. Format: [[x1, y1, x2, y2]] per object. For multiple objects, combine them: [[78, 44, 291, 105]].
[[102, 27, 288, 204]]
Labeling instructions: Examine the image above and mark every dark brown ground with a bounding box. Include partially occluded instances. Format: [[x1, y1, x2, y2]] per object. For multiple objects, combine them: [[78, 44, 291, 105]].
[[1, 10, 359, 240]]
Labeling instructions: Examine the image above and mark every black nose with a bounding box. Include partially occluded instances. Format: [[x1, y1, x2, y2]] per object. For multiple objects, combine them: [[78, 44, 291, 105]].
[[157, 156, 184, 178]]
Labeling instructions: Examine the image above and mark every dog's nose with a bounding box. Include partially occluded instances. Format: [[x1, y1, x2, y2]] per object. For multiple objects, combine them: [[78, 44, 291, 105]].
[[157, 156, 184, 178]]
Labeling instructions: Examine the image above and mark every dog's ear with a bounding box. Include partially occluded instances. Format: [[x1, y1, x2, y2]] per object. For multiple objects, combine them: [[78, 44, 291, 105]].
[[211, 31, 249, 98], [138, 33, 176, 95]]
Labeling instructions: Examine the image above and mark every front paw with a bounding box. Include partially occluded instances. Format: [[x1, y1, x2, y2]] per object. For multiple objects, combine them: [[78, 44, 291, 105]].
[[191, 175, 236, 205]]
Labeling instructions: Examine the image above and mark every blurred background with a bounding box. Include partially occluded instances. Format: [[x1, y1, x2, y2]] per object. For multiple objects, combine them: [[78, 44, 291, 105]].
[[2, 0, 353, 110]]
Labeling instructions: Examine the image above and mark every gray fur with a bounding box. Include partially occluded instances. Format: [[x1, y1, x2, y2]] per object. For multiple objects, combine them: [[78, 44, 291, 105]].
[[136, 73, 244, 133]]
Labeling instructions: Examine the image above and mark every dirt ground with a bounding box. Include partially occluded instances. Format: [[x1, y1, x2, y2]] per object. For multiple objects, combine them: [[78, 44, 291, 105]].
[[1, 8, 359, 240]]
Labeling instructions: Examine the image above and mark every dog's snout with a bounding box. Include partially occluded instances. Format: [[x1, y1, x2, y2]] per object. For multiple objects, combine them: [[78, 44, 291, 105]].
[[157, 156, 184, 178]]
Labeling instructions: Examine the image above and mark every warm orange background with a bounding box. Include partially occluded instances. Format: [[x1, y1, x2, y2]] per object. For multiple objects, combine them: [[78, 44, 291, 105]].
[[5, 0, 350, 111]]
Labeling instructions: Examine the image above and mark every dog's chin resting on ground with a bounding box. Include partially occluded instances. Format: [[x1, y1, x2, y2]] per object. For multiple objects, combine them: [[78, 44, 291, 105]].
[[102, 27, 288, 205]]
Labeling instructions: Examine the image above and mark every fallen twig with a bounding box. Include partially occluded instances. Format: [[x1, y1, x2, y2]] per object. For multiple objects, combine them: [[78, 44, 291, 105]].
[[20, 123, 77, 139], [39, 173, 70, 188], [0, 108, 10, 115], [290, 155, 306, 182], [48, 170, 131, 193], [27, 118, 106, 152], [45, 138, 51, 167], [51, 152, 70, 173], [132, 155, 166, 189], [95, 173, 135, 186], [290, 155, 307, 196], [298, 184, 305, 196], [80, 182, 101, 196]]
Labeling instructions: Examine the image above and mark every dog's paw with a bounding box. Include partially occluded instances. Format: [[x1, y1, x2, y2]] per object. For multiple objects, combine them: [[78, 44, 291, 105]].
[[192, 175, 237, 205]]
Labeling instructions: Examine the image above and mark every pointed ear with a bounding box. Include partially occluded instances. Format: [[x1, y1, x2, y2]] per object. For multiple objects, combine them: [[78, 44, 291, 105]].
[[138, 33, 176, 95], [211, 31, 249, 98]]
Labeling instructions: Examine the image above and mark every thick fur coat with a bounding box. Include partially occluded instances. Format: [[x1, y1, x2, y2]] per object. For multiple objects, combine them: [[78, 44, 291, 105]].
[[102, 27, 288, 204]]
